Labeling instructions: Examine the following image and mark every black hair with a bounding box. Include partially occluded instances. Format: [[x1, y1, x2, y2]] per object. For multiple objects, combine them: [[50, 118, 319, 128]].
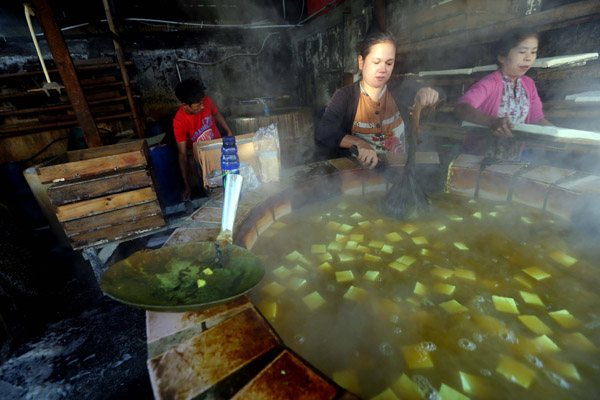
[[357, 30, 397, 60], [175, 78, 205, 104], [494, 29, 539, 66]]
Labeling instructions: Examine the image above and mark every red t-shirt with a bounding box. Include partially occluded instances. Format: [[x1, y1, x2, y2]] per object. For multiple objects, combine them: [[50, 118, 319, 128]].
[[173, 95, 222, 147]]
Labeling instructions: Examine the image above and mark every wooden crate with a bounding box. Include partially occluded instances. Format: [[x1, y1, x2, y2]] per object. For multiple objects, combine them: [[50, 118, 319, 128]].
[[36, 140, 165, 249]]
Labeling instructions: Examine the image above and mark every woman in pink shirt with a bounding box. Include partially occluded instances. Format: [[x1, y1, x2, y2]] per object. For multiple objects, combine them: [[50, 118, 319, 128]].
[[455, 29, 552, 159]]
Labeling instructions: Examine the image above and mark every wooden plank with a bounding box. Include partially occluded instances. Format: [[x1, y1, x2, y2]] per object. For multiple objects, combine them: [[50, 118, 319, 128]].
[[70, 214, 165, 249], [63, 200, 162, 235], [67, 140, 143, 161], [0, 112, 133, 136], [47, 169, 151, 205], [409, 0, 466, 27], [0, 62, 133, 80], [37, 150, 146, 183], [56, 187, 157, 221]]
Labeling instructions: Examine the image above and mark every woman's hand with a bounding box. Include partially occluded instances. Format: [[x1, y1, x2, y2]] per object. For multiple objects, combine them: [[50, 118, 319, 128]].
[[357, 144, 378, 169], [490, 117, 514, 138], [413, 87, 440, 108]]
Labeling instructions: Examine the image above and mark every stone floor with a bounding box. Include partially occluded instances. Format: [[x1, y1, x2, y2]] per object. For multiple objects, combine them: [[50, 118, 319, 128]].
[[0, 199, 206, 400]]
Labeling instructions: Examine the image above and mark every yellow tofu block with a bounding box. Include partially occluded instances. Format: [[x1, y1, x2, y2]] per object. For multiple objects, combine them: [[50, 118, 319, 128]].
[[515, 275, 534, 288], [453, 268, 475, 280], [364, 253, 382, 262], [350, 234, 364, 242], [339, 224, 354, 233], [522, 266, 551, 280], [336, 270, 355, 283], [472, 212, 482, 219], [397, 255, 416, 266], [337, 202, 350, 210], [338, 253, 356, 262], [521, 216, 533, 224], [364, 270, 380, 281], [438, 384, 470, 400], [392, 374, 424, 400], [519, 291, 545, 307], [298, 255, 311, 265], [336, 234, 348, 243], [559, 332, 597, 351], [489, 211, 498, 217], [434, 222, 447, 231], [286, 277, 308, 291], [385, 232, 403, 242], [309, 216, 322, 223], [381, 244, 394, 254], [323, 212, 331, 217], [468, 199, 477, 204], [326, 221, 342, 230], [302, 291, 326, 310], [262, 281, 286, 297], [412, 236, 429, 245], [420, 248, 431, 256], [401, 344, 434, 369], [291, 265, 308, 275], [448, 215, 464, 221], [272, 266, 292, 280], [311, 244, 327, 253], [368, 240, 385, 249], [434, 283, 456, 295], [197, 279, 206, 288], [406, 297, 421, 306], [318, 262, 333, 272], [345, 241, 359, 250], [414, 282, 428, 296], [370, 388, 400, 400], [496, 356, 535, 388], [350, 212, 363, 220], [358, 221, 372, 229], [258, 301, 278, 321], [545, 358, 581, 381], [472, 314, 507, 335], [202, 268, 213, 275], [285, 250, 303, 261], [389, 261, 410, 272], [548, 310, 580, 329], [375, 219, 385, 227], [401, 223, 418, 234], [454, 242, 469, 251], [373, 299, 402, 320], [271, 221, 287, 229], [357, 245, 370, 253], [318, 252, 333, 262], [550, 250, 577, 267], [492, 295, 520, 314], [332, 369, 360, 394], [440, 300, 468, 314], [518, 315, 553, 335], [432, 267, 455, 279], [459, 371, 491, 398], [328, 241, 343, 252], [344, 285, 369, 302], [532, 335, 560, 353]]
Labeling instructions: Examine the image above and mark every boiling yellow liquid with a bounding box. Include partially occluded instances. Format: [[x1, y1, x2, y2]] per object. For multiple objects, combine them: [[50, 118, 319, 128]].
[[249, 194, 600, 400]]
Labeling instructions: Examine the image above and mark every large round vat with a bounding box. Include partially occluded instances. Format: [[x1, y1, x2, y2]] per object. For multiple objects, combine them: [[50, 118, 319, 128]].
[[147, 154, 600, 399], [228, 107, 316, 168]]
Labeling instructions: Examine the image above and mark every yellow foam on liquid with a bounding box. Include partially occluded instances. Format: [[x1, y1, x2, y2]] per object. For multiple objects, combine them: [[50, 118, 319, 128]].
[[344, 286, 369, 302], [385, 232, 403, 242], [336, 270, 355, 283], [412, 236, 429, 245], [438, 383, 470, 400], [523, 266, 551, 280], [497, 356, 535, 388], [519, 291, 545, 307], [453, 268, 475, 280], [549, 309, 580, 329], [370, 388, 400, 400], [434, 283, 456, 295], [262, 281, 286, 297], [550, 250, 578, 267], [311, 244, 327, 253], [401, 344, 434, 369], [518, 315, 553, 335], [389, 261, 410, 273], [302, 291, 326, 310], [492, 295, 520, 314], [392, 374, 423, 400], [440, 300, 468, 314], [397, 255, 416, 266]]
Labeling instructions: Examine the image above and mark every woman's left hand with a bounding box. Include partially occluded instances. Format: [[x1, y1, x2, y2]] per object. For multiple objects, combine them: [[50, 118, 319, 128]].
[[413, 88, 440, 108]]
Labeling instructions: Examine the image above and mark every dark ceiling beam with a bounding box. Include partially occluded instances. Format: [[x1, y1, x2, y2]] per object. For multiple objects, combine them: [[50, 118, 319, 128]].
[[30, 0, 103, 148]]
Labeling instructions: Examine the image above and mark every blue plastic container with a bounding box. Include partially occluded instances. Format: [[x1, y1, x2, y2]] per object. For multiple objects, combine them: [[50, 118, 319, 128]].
[[221, 136, 240, 185], [149, 145, 185, 207]]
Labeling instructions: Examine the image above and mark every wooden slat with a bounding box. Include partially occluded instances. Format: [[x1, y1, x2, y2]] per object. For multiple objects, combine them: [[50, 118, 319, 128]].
[[67, 140, 144, 161], [47, 169, 151, 205], [63, 200, 162, 235], [56, 187, 157, 221], [70, 214, 165, 249]]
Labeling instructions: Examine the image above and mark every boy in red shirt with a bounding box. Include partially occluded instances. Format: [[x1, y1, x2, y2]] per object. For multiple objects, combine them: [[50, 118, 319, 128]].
[[173, 78, 233, 201]]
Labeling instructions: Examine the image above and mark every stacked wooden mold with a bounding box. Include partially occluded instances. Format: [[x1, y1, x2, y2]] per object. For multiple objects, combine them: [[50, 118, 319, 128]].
[[36, 140, 165, 249]]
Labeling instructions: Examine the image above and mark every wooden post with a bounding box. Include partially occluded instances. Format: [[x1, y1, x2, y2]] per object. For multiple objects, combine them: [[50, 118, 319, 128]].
[[31, 0, 102, 148], [102, 0, 146, 138]]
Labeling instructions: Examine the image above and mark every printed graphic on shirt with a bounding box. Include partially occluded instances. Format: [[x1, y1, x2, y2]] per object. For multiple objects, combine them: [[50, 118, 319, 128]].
[[190, 116, 215, 142]]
